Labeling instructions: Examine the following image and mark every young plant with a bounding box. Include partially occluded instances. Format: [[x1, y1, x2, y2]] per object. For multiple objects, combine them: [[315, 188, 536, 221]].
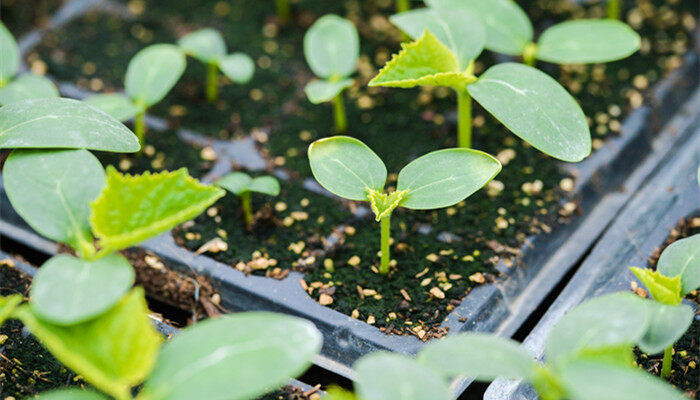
[[308, 136, 501, 275], [216, 172, 280, 228], [0, 21, 59, 105], [630, 233, 700, 379], [85, 44, 186, 147], [303, 15, 359, 133], [178, 28, 255, 104]]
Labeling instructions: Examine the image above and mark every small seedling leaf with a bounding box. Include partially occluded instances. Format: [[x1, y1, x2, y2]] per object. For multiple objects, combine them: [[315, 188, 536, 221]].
[[216, 172, 252, 195], [308, 136, 387, 201], [125, 44, 185, 107], [657, 234, 700, 296], [355, 353, 451, 400], [247, 176, 281, 196], [219, 53, 255, 83], [31, 254, 134, 325], [39, 389, 109, 400], [397, 148, 501, 209], [536, 20, 641, 64], [3, 149, 105, 251], [630, 267, 682, 305], [177, 28, 226, 63], [0, 98, 140, 152], [0, 74, 59, 105], [0, 22, 19, 84], [574, 345, 635, 368], [305, 78, 353, 104], [304, 15, 359, 79], [85, 93, 139, 122], [90, 168, 225, 252], [140, 312, 322, 400], [638, 302, 693, 354], [367, 189, 407, 221], [468, 63, 590, 162], [0, 295, 23, 326]]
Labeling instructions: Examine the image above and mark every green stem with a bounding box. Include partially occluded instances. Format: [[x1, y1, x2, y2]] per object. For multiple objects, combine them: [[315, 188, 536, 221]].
[[333, 93, 347, 133], [456, 88, 472, 148], [76, 234, 97, 260], [661, 346, 673, 379], [134, 110, 146, 150], [396, 0, 410, 13], [241, 191, 253, 228], [523, 42, 537, 67], [275, 0, 291, 24], [607, 0, 620, 20], [379, 215, 391, 275], [206, 62, 219, 103]]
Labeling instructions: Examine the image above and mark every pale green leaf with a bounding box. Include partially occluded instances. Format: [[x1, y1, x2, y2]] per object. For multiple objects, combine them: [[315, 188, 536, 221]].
[[305, 78, 353, 104], [140, 312, 322, 400], [177, 28, 226, 63], [0, 21, 19, 84], [3, 149, 105, 251], [536, 20, 641, 64], [125, 44, 185, 107], [418, 333, 537, 381], [0, 294, 23, 326], [17, 288, 161, 400], [574, 345, 635, 368], [304, 15, 359, 78], [355, 353, 451, 400], [0, 74, 59, 105], [216, 172, 252, 195], [397, 148, 501, 209], [219, 53, 255, 83], [468, 63, 591, 162], [630, 267, 682, 305], [638, 302, 693, 354], [90, 168, 225, 252], [657, 234, 700, 296], [247, 176, 280, 196], [31, 254, 134, 325], [0, 98, 140, 152], [308, 136, 386, 201], [85, 93, 139, 122], [39, 389, 109, 400]]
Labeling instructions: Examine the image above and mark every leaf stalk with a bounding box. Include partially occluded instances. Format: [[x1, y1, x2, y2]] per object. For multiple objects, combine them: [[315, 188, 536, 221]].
[[456, 88, 472, 148], [333, 93, 347, 133], [206, 62, 219, 103], [379, 215, 391, 274], [241, 191, 253, 228], [661, 345, 673, 379], [607, 0, 620, 20], [396, 0, 410, 13], [275, 0, 291, 24], [134, 110, 146, 150]]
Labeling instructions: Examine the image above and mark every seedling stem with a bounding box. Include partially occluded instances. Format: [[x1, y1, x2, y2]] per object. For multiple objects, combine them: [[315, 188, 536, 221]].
[[456, 88, 472, 148], [134, 110, 146, 150], [661, 345, 673, 379], [607, 0, 620, 20], [379, 215, 391, 274], [206, 62, 219, 103], [396, 0, 410, 13], [275, 0, 291, 24], [240, 191, 253, 227], [333, 93, 347, 133], [523, 43, 538, 67]]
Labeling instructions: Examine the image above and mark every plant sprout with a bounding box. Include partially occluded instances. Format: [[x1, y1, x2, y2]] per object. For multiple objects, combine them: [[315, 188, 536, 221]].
[[308, 136, 500, 274], [216, 172, 280, 228], [0, 21, 59, 105], [85, 44, 186, 147], [178, 28, 255, 104], [303, 15, 359, 134], [630, 233, 699, 379]]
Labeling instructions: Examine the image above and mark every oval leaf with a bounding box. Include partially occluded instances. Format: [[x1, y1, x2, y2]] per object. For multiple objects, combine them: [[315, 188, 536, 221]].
[[537, 20, 641, 64], [177, 28, 226, 63], [304, 15, 359, 79], [638, 302, 693, 354], [216, 172, 252, 195], [468, 63, 591, 162], [0, 98, 140, 152], [657, 234, 700, 296], [305, 78, 353, 104], [31, 254, 134, 325], [355, 353, 451, 400], [248, 176, 280, 196], [125, 44, 185, 107], [0, 21, 19, 84], [308, 136, 387, 201], [3, 149, 105, 251], [0, 74, 59, 106], [140, 312, 322, 400], [85, 93, 139, 122], [219, 53, 255, 83], [39, 389, 109, 400]]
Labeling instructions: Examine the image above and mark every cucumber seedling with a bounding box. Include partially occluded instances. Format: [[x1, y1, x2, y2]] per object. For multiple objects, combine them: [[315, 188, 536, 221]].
[[178, 28, 255, 103], [303, 15, 359, 133], [216, 172, 280, 228], [85, 44, 186, 147], [308, 136, 501, 275], [0, 21, 59, 105]]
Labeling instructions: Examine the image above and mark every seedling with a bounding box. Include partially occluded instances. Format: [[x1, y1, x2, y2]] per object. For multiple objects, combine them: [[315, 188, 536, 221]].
[[0, 21, 59, 105], [303, 15, 359, 133], [308, 136, 501, 274], [216, 172, 280, 228], [178, 28, 255, 103], [85, 44, 186, 147], [630, 233, 699, 379]]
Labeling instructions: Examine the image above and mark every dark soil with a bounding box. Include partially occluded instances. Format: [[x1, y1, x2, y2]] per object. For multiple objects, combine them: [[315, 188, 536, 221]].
[[258, 385, 316, 400]]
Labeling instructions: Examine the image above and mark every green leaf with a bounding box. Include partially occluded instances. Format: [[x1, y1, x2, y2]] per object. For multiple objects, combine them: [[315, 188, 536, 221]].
[[90, 167, 225, 252], [426, 0, 533, 56], [574, 345, 635, 368], [0, 21, 19, 84], [630, 267, 682, 305], [125, 44, 185, 107], [0, 74, 59, 105], [247, 176, 280, 196], [397, 148, 501, 209], [369, 31, 475, 88], [367, 189, 407, 221], [468, 63, 590, 162], [31, 254, 134, 325], [219, 53, 255, 83], [177, 28, 226, 63], [305, 78, 353, 104], [216, 172, 280, 196], [389, 8, 485, 69], [638, 302, 693, 354], [85, 93, 139, 122], [355, 353, 451, 400], [3, 149, 105, 252], [536, 20, 641, 64], [39, 389, 109, 400], [0, 98, 140, 152], [560, 360, 687, 400], [17, 288, 161, 400], [0, 294, 23, 326], [325, 386, 359, 400], [657, 234, 700, 296], [140, 312, 322, 400], [308, 136, 386, 201], [304, 15, 358, 79], [418, 333, 537, 382]]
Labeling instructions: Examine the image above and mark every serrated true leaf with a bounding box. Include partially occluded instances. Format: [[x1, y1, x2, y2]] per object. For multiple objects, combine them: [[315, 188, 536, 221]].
[[90, 168, 225, 252], [468, 63, 590, 162], [355, 353, 451, 400], [125, 44, 185, 107], [630, 267, 682, 305], [85, 93, 139, 122], [367, 189, 407, 221], [638, 302, 693, 354], [219, 53, 255, 83], [657, 234, 700, 296], [305, 79, 353, 104], [0, 295, 23, 326], [140, 312, 322, 400], [0, 74, 59, 106], [304, 15, 359, 79], [39, 389, 109, 400], [178, 28, 226, 63], [17, 288, 161, 400], [31, 254, 134, 325], [397, 148, 501, 209], [0, 98, 140, 152], [308, 136, 386, 201], [0, 22, 19, 84]]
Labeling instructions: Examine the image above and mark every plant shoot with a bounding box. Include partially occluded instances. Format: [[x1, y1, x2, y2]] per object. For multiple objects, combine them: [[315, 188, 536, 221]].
[[216, 172, 280, 228]]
